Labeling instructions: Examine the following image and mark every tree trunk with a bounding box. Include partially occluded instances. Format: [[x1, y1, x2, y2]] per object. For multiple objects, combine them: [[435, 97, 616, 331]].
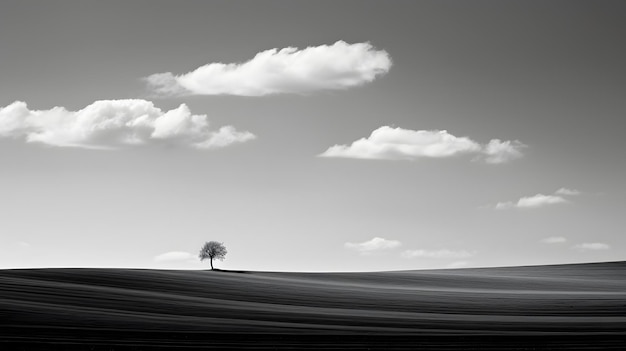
[[210, 257, 214, 270]]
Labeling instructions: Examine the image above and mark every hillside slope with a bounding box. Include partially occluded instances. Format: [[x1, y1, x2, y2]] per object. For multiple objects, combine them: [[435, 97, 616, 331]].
[[1, 261, 625, 349]]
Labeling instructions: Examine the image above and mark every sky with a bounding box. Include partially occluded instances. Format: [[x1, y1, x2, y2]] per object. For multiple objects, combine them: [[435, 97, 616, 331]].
[[1, 0, 625, 272]]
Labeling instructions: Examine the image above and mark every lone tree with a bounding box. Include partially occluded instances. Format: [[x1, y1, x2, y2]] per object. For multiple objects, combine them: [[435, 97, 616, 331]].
[[199, 241, 227, 270]]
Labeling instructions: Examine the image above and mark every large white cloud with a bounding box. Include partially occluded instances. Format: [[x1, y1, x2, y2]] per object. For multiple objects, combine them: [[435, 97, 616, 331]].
[[145, 41, 392, 96], [344, 237, 401, 254], [494, 187, 580, 210], [401, 249, 475, 259], [319, 126, 525, 163], [0, 100, 255, 149]]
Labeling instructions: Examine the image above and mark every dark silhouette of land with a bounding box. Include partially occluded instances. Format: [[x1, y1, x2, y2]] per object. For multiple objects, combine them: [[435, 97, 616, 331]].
[[1, 261, 625, 350]]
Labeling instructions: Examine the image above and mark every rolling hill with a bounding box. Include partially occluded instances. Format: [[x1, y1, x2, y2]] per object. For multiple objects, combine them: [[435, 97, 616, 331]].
[[1, 261, 625, 350]]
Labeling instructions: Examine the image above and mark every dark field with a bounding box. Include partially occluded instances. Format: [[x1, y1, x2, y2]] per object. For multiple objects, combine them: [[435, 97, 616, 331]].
[[1, 261, 625, 350]]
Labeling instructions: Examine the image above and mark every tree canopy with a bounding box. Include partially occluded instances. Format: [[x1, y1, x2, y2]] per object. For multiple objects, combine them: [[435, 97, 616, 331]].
[[199, 241, 227, 270]]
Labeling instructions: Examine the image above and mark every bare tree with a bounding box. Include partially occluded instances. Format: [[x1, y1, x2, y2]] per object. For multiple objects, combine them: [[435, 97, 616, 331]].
[[199, 241, 227, 270]]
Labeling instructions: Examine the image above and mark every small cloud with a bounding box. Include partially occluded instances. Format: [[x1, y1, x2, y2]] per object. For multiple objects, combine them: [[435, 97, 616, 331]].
[[494, 201, 515, 210], [345, 237, 401, 255], [574, 243, 610, 251], [154, 251, 195, 262], [555, 188, 581, 196], [447, 261, 470, 268], [145, 41, 392, 96], [0, 100, 255, 149], [541, 236, 567, 244], [516, 194, 567, 208], [480, 139, 527, 164], [492, 187, 582, 210], [319, 126, 524, 163], [494, 190, 572, 210], [401, 249, 475, 259], [16, 241, 31, 248]]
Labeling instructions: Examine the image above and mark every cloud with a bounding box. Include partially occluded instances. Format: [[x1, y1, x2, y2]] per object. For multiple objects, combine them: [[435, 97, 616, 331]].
[[154, 251, 195, 262], [494, 194, 566, 209], [518, 194, 567, 208], [541, 236, 567, 244], [555, 188, 581, 196], [574, 243, 610, 251], [145, 41, 392, 96], [481, 139, 527, 164], [0, 100, 255, 149], [493, 201, 515, 210], [493, 187, 581, 210], [319, 126, 524, 163], [401, 249, 475, 259], [345, 237, 401, 254]]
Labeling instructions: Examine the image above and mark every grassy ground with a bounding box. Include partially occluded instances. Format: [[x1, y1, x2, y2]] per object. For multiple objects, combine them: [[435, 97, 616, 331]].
[[1, 261, 625, 349]]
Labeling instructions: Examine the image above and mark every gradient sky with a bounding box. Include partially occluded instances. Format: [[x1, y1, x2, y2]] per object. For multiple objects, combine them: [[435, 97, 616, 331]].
[[1, 0, 625, 272]]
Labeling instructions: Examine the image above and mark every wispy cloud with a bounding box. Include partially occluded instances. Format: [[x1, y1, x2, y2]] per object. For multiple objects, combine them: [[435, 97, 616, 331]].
[[154, 251, 195, 262], [145, 41, 392, 97], [555, 188, 581, 196], [494, 188, 580, 210], [541, 236, 567, 244], [574, 243, 610, 251], [319, 126, 525, 164], [495, 194, 567, 209], [345, 237, 401, 255], [401, 249, 475, 259], [0, 100, 255, 149]]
